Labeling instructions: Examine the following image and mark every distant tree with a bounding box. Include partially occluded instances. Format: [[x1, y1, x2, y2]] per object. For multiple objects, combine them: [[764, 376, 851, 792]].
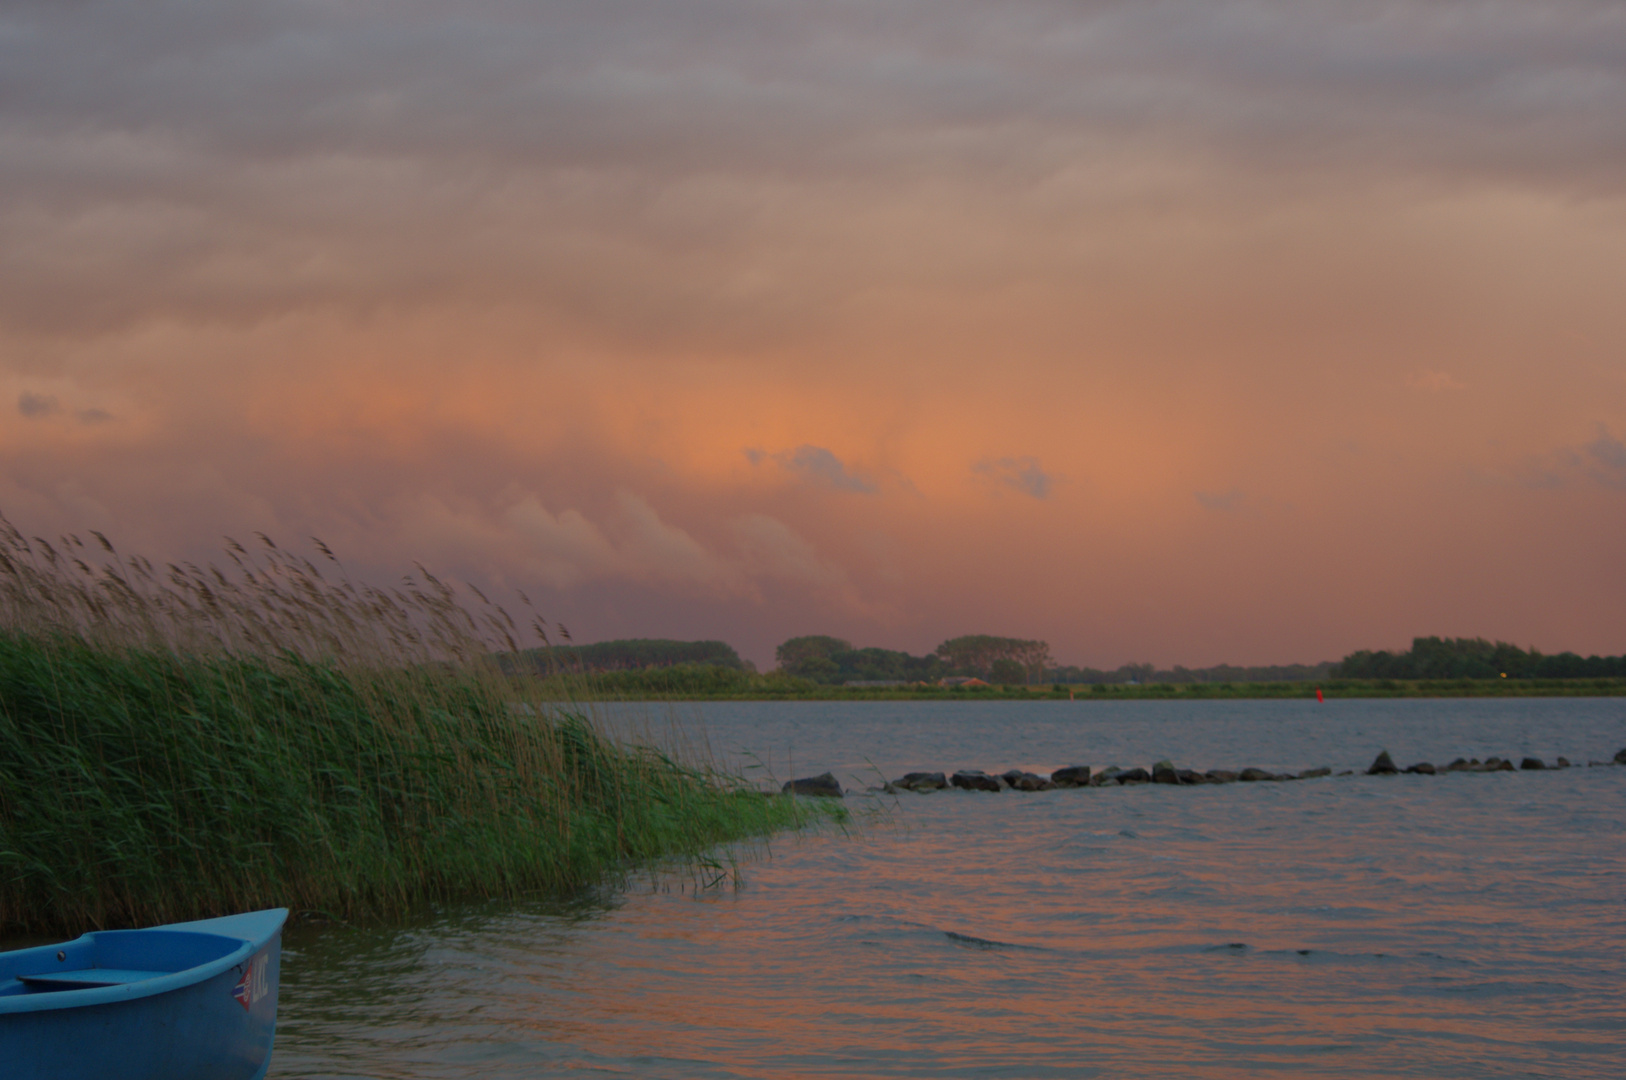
[[935, 635, 1051, 681], [775, 635, 853, 680], [508, 638, 743, 675], [1336, 637, 1625, 680], [1115, 662, 1155, 685], [989, 658, 1026, 685]]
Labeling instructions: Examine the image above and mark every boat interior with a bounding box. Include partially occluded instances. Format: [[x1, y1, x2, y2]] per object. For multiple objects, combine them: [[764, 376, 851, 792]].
[[0, 929, 242, 995]]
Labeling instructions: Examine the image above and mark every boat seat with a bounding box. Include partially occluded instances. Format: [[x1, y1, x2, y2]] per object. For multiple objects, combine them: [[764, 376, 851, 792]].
[[15, 969, 168, 991]]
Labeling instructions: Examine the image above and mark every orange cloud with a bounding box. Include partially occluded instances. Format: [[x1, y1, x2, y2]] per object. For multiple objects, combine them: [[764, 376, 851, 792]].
[[2, 1, 1624, 667]]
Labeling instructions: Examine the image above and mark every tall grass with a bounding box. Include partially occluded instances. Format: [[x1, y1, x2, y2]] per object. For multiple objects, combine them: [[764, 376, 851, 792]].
[[0, 519, 825, 935]]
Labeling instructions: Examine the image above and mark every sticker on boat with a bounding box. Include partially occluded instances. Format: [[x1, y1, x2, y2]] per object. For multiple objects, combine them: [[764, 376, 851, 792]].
[[233, 952, 268, 1011]]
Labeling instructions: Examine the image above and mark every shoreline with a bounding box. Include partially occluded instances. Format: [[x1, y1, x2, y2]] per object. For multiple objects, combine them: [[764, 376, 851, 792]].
[[528, 677, 1626, 702]]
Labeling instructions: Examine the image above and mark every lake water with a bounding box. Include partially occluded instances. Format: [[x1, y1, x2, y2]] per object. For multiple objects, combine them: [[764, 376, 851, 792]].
[[269, 697, 1626, 1078]]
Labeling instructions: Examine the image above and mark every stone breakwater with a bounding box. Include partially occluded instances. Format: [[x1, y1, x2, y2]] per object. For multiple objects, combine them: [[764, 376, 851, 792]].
[[779, 747, 1626, 797]]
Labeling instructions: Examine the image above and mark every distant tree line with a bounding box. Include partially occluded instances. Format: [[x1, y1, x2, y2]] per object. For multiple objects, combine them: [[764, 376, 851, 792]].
[[1336, 637, 1626, 680], [1046, 661, 1338, 685], [502, 638, 747, 676], [774, 634, 1344, 686], [775, 634, 1052, 685], [499, 632, 1622, 690]]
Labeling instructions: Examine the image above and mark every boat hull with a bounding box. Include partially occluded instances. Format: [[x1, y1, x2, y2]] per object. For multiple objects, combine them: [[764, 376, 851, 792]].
[[0, 909, 285, 1080]]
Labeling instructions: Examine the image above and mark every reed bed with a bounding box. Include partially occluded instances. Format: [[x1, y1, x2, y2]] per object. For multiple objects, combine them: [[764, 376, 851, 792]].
[[0, 519, 825, 935]]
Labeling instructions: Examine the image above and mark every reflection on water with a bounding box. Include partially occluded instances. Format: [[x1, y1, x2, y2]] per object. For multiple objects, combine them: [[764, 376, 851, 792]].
[[271, 699, 1626, 1078]]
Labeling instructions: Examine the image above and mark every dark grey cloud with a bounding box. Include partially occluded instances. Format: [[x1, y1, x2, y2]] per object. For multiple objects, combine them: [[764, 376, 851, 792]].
[[1582, 425, 1626, 489], [17, 392, 58, 417], [763, 445, 877, 493], [5, 2, 1621, 177], [975, 456, 1051, 499], [2, 1, 1624, 341], [1196, 489, 1245, 511]]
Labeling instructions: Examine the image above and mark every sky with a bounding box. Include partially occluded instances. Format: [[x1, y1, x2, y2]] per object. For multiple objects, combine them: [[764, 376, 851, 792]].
[[2, 0, 1624, 670]]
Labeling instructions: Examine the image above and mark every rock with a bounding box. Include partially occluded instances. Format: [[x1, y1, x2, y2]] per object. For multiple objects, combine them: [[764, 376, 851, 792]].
[[1002, 770, 1055, 792], [1151, 761, 1180, 784], [891, 771, 948, 792], [1477, 757, 1514, 772], [1298, 767, 1332, 779], [1555, 757, 1570, 768], [1367, 750, 1398, 775], [1335, 770, 1354, 776], [1445, 758, 1472, 772], [951, 769, 1002, 792], [1090, 766, 1123, 787], [1176, 768, 1206, 784], [1114, 767, 1152, 785], [1205, 769, 1238, 783], [1615, 748, 1626, 765], [1238, 767, 1274, 782], [1050, 765, 1091, 787], [998, 768, 1054, 790], [1520, 757, 1545, 770], [1404, 762, 1436, 775], [782, 772, 843, 798]]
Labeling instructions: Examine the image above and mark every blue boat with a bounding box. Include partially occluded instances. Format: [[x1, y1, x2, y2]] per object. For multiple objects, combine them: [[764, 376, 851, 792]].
[[0, 907, 287, 1080]]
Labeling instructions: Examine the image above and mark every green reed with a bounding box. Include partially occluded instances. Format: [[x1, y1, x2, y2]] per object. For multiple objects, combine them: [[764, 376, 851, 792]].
[[0, 520, 827, 935]]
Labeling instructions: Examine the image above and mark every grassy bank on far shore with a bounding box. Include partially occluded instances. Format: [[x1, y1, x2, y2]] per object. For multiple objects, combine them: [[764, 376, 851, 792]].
[[529, 667, 1626, 701]]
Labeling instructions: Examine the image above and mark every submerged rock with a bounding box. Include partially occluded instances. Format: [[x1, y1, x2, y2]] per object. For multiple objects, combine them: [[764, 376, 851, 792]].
[[1298, 767, 1332, 779], [1050, 765, 1091, 787], [1367, 750, 1399, 775], [891, 771, 948, 792], [1205, 769, 1238, 783], [1520, 757, 1545, 770], [1404, 762, 1436, 775], [1555, 757, 1571, 768], [1237, 767, 1274, 782], [782, 772, 844, 798], [1472, 757, 1515, 772], [951, 769, 1002, 792]]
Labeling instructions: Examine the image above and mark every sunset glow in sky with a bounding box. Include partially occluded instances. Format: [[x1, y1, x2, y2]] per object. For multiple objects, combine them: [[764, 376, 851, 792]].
[[3, 1, 1623, 668]]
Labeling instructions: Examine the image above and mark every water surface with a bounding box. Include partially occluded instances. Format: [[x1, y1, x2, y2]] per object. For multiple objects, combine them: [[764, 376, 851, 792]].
[[271, 698, 1626, 1078]]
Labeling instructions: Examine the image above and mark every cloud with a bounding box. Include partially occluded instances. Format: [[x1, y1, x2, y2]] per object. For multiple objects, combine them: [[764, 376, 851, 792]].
[[758, 445, 877, 493], [502, 496, 621, 589], [18, 392, 59, 418], [1406, 370, 1466, 392], [1507, 424, 1626, 491], [1195, 489, 1246, 511], [501, 492, 745, 593], [733, 512, 847, 590], [1581, 425, 1626, 489], [974, 456, 1051, 499]]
